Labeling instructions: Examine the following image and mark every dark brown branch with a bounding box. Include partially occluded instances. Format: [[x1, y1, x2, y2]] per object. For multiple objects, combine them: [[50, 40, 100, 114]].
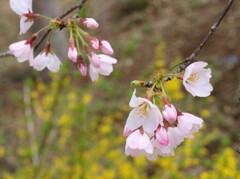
[[176, 0, 234, 73]]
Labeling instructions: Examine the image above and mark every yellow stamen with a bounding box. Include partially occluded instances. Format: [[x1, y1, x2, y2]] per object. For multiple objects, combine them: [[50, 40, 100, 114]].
[[187, 71, 199, 82]]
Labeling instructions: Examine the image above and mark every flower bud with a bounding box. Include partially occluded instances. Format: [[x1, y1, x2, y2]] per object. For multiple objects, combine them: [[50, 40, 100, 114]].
[[100, 40, 114, 55], [68, 40, 78, 63], [163, 104, 177, 123], [155, 127, 169, 146], [86, 35, 99, 49], [81, 18, 99, 29]]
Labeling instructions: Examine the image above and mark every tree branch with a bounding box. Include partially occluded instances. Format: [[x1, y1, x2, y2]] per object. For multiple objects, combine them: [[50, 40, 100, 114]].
[[0, 0, 88, 57], [176, 0, 234, 73], [34, 0, 88, 51]]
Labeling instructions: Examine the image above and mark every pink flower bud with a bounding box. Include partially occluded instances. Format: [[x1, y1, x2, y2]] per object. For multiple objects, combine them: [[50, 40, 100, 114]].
[[163, 104, 177, 123], [86, 35, 99, 49], [81, 18, 99, 29], [78, 63, 87, 77], [155, 127, 169, 146], [100, 40, 114, 55], [68, 40, 78, 63]]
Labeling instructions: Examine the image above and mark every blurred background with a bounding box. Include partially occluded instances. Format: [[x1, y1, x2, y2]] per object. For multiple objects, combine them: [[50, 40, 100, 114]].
[[0, 0, 239, 178]]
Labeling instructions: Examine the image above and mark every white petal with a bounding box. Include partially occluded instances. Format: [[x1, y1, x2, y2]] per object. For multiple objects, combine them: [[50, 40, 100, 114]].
[[129, 89, 145, 108], [10, 0, 30, 15], [125, 107, 145, 131], [98, 54, 117, 64], [32, 53, 48, 71], [143, 106, 162, 133], [167, 127, 184, 148], [20, 16, 34, 35], [47, 53, 62, 72], [89, 64, 99, 82], [98, 62, 113, 76]]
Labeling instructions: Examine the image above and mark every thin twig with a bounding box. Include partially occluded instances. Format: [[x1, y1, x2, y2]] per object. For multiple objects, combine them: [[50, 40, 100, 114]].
[[176, 0, 234, 73], [0, 51, 13, 58]]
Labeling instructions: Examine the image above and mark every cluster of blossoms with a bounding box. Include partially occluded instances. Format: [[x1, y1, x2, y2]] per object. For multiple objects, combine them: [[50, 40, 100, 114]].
[[123, 61, 213, 160], [8, 0, 117, 81]]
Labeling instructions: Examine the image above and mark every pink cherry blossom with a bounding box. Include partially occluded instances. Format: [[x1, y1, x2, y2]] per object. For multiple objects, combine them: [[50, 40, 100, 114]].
[[10, 0, 34, 35], [31, 48, 62, 72], [155, 127, 169, 146], [81, 18, 99, 29], [9, 40, 33, 63], [125, 89, 163, 133], [177, 112, 203, 138], [162, 104, 178, 123], [125, 129, 153, 157], [87, 52, 101, 68], [89, 54, 117, 82], [100, 40, 114, 55], [183, 61, 213, 97], [68, 41, 78, 63]]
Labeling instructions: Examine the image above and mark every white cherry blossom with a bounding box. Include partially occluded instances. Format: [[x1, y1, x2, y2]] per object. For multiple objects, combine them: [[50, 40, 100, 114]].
[[183, 61, 213, 97], [10, 0, 34, 35], [125, 89, 163, 133], [125, 129, 153, 157], [89, 54, 117, 82], [9, 40, 33, 63]]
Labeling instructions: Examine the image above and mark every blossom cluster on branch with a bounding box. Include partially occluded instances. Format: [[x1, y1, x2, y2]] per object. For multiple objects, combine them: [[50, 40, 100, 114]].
[[123, 61, 213, 160], [8, 0, 117, 81]]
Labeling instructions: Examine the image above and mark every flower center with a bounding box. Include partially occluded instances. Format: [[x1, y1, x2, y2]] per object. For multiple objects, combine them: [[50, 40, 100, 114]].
[[137, 103, 150, 118], [187, 71, 199, 83]]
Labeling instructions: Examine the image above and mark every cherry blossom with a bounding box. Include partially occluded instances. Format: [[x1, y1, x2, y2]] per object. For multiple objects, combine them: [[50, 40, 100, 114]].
[[10, 0, 36, 35], [125, 129, 153, 157], [87, 52, 101, 68], [125, 89, 163, 133], [183, 61, 213, 97], [177, 112, 203, 138], [89, 54, 117, 82], [100, 40, 114, 55], [31, 45, 62, 72], [9, 40, 33, 63]]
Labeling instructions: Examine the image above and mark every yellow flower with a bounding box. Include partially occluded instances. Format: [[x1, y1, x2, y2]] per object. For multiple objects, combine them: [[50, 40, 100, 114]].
[[82, 93, 92, 105], [0, 146, 5, 157]]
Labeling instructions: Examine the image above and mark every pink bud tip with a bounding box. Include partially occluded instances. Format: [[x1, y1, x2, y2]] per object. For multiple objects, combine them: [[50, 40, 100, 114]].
[[155, 127, 169, 146], [100, 40, 114, 55]]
